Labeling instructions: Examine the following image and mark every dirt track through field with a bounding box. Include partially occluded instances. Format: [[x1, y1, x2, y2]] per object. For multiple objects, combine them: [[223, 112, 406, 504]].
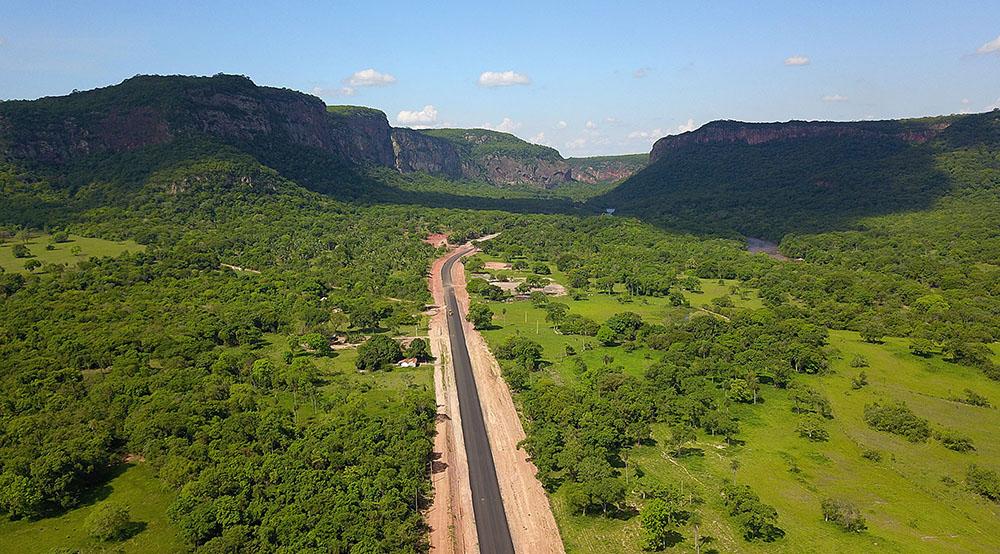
[[426, 238, 564, 554]]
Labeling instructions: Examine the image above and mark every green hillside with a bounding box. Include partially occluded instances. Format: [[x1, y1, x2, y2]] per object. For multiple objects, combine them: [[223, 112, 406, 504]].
[[421, 127, 563, 162], [594, 111, 1000, 239]]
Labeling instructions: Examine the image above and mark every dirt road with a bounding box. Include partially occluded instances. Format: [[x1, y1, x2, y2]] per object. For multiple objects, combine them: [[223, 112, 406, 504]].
[[427, 239, 564, 554]]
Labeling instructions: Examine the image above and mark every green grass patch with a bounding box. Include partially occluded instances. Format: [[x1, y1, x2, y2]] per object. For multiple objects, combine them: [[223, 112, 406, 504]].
[[0, 234, 144, 273], [257, 333, 434, 421], [0, 464, 184, 554], [475, 264, 1000, 553]]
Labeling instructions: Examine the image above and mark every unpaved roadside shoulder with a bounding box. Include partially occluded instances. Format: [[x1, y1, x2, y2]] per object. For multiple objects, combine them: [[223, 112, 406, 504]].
[[427, 248, 478, 554], [449, 246, 565, 554]]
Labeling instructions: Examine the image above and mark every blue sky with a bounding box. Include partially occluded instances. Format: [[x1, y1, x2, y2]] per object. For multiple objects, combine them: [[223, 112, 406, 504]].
[[2, 1, 999, 156]]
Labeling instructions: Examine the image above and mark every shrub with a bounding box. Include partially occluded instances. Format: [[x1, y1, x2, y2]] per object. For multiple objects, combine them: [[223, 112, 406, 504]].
[[85, 502, 132, 542], [721, 483, 784, 542], [909, 338, 935, 357], [849, 354, 869, 368], [966, 465, 1000, 502], [466, 302, 494, 330], [821, 498, 867, 532], [796, 414, 830, 442], [861, 448, 882, 462], [790, 385, 833, 418], [12, 244, 30, 258], [557, 314, 599, 336], [851, 371, 868, 390], [935, 428, 975, 452], [531, 262, 551, 275], [863, 401, 930, 442], [951, 388, 992, 408]]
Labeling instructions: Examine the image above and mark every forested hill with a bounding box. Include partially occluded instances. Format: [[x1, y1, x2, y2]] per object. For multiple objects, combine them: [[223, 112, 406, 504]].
[[593, 110, 1000, 239], [0, 74, 644, 192]]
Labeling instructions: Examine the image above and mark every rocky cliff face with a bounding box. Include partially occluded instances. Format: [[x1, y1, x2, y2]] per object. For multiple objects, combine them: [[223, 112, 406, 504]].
[[390, 128, 462, 177], [567, 154, 647, 184], [650, 119, 951, 164], [416, 128, 575, 188], [0, 75, 398, 169], [0, 74, 591, 189], [463, 154, 573, 188]]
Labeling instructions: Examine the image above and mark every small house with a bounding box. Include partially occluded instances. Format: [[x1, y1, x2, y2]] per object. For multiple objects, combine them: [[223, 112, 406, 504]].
[[398, 358, 419, 368]]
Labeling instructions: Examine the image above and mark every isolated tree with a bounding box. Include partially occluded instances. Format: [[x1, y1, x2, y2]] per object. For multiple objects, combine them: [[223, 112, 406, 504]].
[[668, 425, 697, 456], [12, 244, 30, 258], [796, 414, 830, 442], [23, 259, 42, 272], [690, 511, 703, 554], [640, 498, 683, 550], [466, 302, 494, 329], [405, 337, 431, 361], [85, 501, 132, 542], [356, 335, 402, 371], [821, 498, 867, 532], [496, 335, 543, 370]]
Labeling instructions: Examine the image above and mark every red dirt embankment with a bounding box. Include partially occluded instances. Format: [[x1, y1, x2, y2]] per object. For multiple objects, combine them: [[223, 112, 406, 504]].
[[427, 239, 564, 554]]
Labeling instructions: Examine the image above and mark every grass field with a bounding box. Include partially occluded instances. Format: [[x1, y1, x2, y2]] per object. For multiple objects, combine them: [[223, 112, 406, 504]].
[[258, 333, 434, 421], [0, 233, 144, 273], [473, 266, 1000, 553], [0, 464, 185, 554]]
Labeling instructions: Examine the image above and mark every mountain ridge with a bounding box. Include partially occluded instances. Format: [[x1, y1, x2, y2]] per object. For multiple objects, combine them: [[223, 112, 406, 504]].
[[0, 74, 646, 190]]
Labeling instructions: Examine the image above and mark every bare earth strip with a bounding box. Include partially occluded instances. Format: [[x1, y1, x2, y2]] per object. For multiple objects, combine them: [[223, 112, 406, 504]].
[[427, 249, 478, 554], [444, 241, 565, 554]]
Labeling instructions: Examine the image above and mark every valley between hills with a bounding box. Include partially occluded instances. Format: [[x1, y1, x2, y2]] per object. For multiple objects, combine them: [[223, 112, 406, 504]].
[[1, 74, 998, 554]]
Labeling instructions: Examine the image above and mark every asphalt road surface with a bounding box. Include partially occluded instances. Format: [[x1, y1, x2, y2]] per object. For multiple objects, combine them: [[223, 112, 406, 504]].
[[441, 247, 515, 554]]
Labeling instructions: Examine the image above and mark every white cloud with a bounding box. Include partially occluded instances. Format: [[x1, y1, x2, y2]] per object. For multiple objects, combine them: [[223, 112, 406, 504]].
[[633, 67, 651, 78], [396, 105, 439, 126], [311, 86, 355, 98], [822, 94, 848, 102], [347, 68, 397, 87], [566, 137, 588, 150], [0, 37, 7, 47], [556, 120, 568, 129], [626, 128, 664, 143], [675, 118, 696, 133], [478, 70, 531, 87], [482, 117, 521, 133], [784, 55, 810, 66], [530, 132, 547, 145], [961, 98, 971, 105], [585, 120, 598, 130], [977, 35, 1000, 54]]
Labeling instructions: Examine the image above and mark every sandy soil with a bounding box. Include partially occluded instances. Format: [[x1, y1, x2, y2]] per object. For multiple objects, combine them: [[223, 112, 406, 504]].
[[483, 261, 513, 270], [427, 247, 478, 554], [447, 244, 565, 554]]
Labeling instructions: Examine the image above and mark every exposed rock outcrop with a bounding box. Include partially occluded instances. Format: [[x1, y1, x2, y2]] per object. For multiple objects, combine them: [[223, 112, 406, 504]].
[[464, 154, 573, 188], [567, 154, 647, 184], [391, 128, 462, 178], [650, 119, 951, 164], [418, 128, 574, 188], [0, 74, 398, 169], [0, 74, 623, 189]]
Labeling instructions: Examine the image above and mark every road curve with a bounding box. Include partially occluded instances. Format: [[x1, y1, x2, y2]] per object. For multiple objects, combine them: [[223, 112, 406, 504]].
[[440, 246, 515, 554]]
